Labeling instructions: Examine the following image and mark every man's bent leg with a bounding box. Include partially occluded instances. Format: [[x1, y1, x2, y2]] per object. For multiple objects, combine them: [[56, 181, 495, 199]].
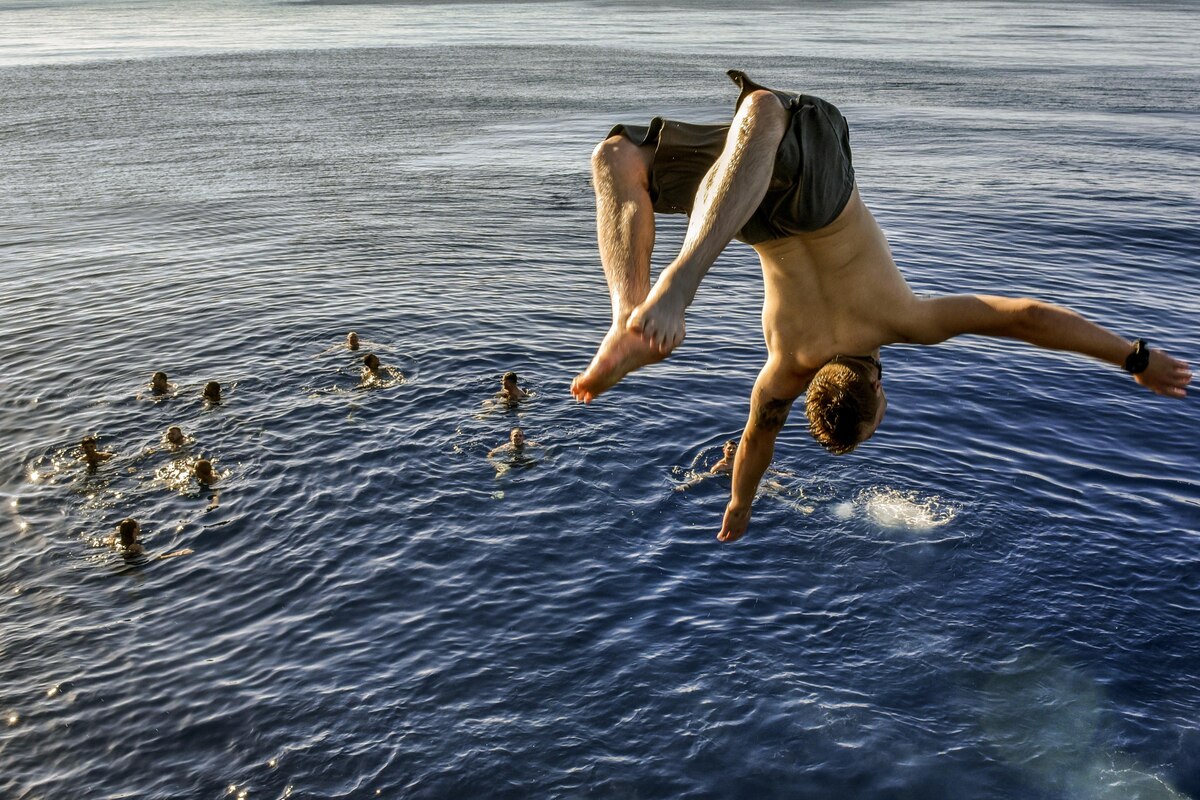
[[628, 90, 788, 352], [571, 135, 668, 403]]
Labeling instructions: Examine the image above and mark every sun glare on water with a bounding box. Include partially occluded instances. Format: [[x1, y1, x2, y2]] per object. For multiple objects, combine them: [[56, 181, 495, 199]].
[[859, 488, 959, 530]]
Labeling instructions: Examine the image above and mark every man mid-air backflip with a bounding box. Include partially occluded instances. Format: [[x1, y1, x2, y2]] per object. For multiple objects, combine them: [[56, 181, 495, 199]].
[[570, 71, 1191, 543]]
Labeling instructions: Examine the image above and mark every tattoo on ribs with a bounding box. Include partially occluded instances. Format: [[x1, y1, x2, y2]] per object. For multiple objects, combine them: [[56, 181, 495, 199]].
[[754, 397, 792, 431]]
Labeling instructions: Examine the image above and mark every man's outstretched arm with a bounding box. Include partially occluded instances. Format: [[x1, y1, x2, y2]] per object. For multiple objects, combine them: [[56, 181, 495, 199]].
[[718, 365, 805, 543], [900, 295, 1192, 398]]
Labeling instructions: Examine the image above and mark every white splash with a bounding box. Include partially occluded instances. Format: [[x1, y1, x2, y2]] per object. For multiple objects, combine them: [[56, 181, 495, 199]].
[[860, 488, 958, 530]]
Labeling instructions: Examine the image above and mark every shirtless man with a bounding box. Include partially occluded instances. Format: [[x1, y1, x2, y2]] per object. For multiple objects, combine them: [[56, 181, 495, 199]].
[[202, 381, 222, 404], [151, 371, 171, 395], [499, 371, 530, 403], [193, 459, 221, 509], [165, 426, 187, 448], [110, 518, 192, 562], [361, 353, 383, 384], [711, 440, 737, 475], [570, 71, 1192, 543], [193, 459, 217, 486], [80, 436, 114, 471], [116, 518, 145, 558], [488, 426, 536, 458]]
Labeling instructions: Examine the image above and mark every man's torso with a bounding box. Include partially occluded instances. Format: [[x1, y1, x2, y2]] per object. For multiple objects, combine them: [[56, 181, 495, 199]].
[[753, 188, 920, 379]]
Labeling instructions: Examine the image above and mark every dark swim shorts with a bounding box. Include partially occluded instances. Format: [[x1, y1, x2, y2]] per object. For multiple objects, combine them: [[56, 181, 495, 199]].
[[608, 70, 856, 245]]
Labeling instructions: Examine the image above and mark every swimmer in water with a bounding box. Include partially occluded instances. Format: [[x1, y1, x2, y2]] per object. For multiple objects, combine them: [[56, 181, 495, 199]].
[[202, 381, 221, 404], [80, 436, 114, 471], [347, 331, 360, 351], [499, 371, 530, 403], [193, 459, 217, 486], [165, 426, 187, 448], [111, 517, 192, 562], [674, 439, 740, 491], [151, 371, 171, 395], [488, 427, 537, 458], [359, 352, 391, 387], [711, 439, 738, 475], [194, 459, 221, 509], [572, 70, 1193, 543], [116, 518, 145, 557]]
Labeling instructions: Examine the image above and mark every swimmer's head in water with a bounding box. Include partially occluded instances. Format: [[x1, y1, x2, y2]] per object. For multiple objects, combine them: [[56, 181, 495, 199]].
[[203, 381, 221, 403], [510, 427, 526, 448], [347, 331, 360, 350], [151, 371, 169, 393], [503, 371, 519, 388], [193, 459, 215, 484], [166, 426, 185, 446], [81, 436, 98, 453], [117, 518, 140, 548], [363, 353, 381, 372], [723, 439, 738, 458], [805, 355, 886, 455]]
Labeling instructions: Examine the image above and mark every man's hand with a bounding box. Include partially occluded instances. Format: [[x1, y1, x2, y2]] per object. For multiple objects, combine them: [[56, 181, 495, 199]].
[[718, 502, 751, 543], [1135, 349, 1192, 398]]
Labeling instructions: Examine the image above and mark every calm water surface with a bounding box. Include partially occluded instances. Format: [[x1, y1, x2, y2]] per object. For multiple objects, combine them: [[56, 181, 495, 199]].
[[2, 2, 1199, 798]]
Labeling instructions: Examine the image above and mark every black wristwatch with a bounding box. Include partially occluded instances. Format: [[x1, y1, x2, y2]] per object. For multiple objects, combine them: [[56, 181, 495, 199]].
[[1123, 338, 1150, 374]]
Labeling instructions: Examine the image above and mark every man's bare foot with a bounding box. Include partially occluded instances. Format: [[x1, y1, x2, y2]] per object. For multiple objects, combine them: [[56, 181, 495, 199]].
[[571, 323, 666, 403], [626, 278, 690, 354]]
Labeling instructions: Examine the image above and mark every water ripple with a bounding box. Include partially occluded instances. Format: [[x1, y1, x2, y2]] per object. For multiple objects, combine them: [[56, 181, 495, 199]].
[[2, 10, 1199, 800]]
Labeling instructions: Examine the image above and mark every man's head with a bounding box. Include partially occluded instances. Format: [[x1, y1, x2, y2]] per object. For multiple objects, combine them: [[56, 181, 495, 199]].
[[347, 331, 360, 350], [722, 439, 738, 458], [805, 355, 886, 454], [203, 381, 222, 403], [194, 459, 215, 484], [510, 427, 526, 448], [502, 371, 519, 390], [151, 371, 169, 392], [363, 353, 381, 372], [117, 518, 140, 548], [166, 426, 185, 446], [81, 436, 98, 454]]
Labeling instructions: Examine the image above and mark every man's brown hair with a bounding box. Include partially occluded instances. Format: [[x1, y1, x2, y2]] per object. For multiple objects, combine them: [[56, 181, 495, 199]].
[[805, 359, 880, 454], [118, 518, 139, 547]]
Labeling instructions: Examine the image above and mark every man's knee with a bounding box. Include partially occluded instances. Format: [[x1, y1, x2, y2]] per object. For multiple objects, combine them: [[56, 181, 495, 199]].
[[592, 134, 652, 179], [736, 89, 787, 127]]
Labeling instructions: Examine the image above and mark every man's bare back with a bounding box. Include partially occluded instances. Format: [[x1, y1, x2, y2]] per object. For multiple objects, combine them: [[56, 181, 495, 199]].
[[755, 188, 910, 371]]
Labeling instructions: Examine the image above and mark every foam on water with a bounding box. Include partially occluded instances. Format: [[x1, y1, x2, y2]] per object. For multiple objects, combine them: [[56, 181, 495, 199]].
[[859, 487, 959, 531]]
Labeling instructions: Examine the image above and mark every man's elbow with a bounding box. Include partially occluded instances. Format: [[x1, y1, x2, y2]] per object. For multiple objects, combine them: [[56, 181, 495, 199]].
[[1009, 298, 1058, 341]]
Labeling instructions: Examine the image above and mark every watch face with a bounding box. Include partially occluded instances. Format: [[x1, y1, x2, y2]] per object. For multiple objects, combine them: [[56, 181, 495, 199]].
[[1125, 340, 1150, 374]]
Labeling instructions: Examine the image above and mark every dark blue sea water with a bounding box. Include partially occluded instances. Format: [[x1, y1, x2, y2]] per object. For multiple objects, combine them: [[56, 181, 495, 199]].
[[2, 1, 1198, 798]]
